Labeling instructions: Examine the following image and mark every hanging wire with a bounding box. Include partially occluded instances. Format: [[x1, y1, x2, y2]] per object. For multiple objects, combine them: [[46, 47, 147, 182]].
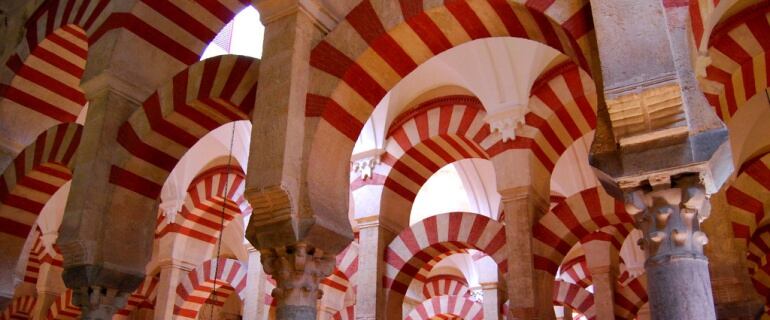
[[208, 121, 238, 320]]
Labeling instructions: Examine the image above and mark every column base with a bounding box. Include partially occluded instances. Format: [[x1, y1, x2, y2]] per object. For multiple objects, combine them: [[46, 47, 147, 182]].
[[646, 256, 715, 320], [276, 305, 316, 320]]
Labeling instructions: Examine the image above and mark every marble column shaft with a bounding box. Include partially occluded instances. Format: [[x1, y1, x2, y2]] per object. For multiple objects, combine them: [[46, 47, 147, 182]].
[[500, 189, 552, 320], [626, 177, 716, 319], [355, 220, 395, 320], [153, 262, 192, 320]]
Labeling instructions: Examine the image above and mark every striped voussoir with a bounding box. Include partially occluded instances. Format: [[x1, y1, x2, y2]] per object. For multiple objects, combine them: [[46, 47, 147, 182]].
[[384, 212, 506, 295], [410, 249, 471, 296], [155, 165, 249, 244], [380, 97, 495, 202], [614, 274, 648, 320], [0, 123, 82, 239], [700, 3, 770, 123], [46, 289, 80, 320], [321, 241, 359, 293], [403, 295, 483, 320], [558, 255, 591, 288], [23, 228, 63, 284], [93, 0, 251, 66], [111, 55, 259, 199], [0, 295, 35, 320], [306, 0, 594, 140], [331, 305, 355, 320], [422, 275, 470, 299], [553, 280, 595, 320], [173, 257, 247, 319], [533, 186, 633, 275], [114, 275, 159, 319], [1, 0, 107, 123], [725, 152, 770, 304]]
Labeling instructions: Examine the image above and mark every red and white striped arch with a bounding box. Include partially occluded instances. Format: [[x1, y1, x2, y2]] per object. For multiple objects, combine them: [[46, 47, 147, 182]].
[[156, 165, 249, 245], [331, 305, 355, 320], [0, 123, 82, 239], [410, 250, 473, 298], [726, 153, 770, 243], [321, 241, 359, 294], [725, 152, 770, 309], [47, 289, 80, 319], [95, 1, 252, 66], [110, 54, 258, 198], [558, 255, 591, 288], [0, 0, 108, 130], [553, 280, 595, 320], [174, 257, 247, 319], [422, 275, 470, 299], [306, 0, 596, 227], [0, 295, 35, 320], [614, 275, 648, 320], [689, 0, 764, 56], [533, 187, 633, 274], [379, 97, 494, 203], [22, 228, 63, 284], [404, 295, 483, 320], [384, 212, 506, 295], [699, 3, 770, 123], [115, 275, 159, 319]]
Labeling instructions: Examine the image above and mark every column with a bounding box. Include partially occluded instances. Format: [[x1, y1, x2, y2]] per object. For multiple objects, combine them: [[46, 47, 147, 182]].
[[499, 188, 552, 320], [562, 307, 573, 320], [625, 175, 715, 319], [260, 243, 335, 320], [30, 291, 58, 320], [31, 263, 65, 319], [355, 218, 396, 320], [153, 261, 193, 320], [55, 25, 162, 318], [481, 282, 499, 320], [243, 247, 268, 320], [581, 240, 617, 320]]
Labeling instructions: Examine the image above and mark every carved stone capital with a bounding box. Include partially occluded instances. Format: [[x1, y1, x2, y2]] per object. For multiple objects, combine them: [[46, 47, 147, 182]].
[[72, 286, 129, 319], [484, 106, 528, 142], [260, 243, 335, 310], [625, 175, 709, 265], [351, 149, 384, 181]]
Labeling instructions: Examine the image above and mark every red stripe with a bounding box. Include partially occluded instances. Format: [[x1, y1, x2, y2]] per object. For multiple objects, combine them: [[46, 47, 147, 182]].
[[109, 166, 162, 198], [140, 0, 216, 43], [16, 65, 85, 105], [117, 124, 178, 172], [446, 1, 491, 39], [347, 1, 417, 77], [0, 216, 34, 238], [30, 45, 84, 78], [46, 31, 88, 59], [488, 0, 528, 38], [92, 13, 199, 65], [321, 99, 365, 142], [2, 85, 77, 122], [219, 56, 253, 100], [310, 41, 386, 106]]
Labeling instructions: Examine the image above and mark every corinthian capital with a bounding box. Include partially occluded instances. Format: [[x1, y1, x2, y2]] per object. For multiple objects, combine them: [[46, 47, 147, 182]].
[[624, 175, 709, 264], [260, 243, 335, 308]]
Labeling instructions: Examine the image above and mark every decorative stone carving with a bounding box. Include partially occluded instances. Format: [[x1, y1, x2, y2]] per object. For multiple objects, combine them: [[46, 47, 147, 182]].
[[260, 243, 335, 320], [605, 80, 688, 147], [352, 155, 380, 181], [484, 106, 528, 142], [72, 286, 129, 319], [625, 175, 708, 264], [245, 185, 292, 228]]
